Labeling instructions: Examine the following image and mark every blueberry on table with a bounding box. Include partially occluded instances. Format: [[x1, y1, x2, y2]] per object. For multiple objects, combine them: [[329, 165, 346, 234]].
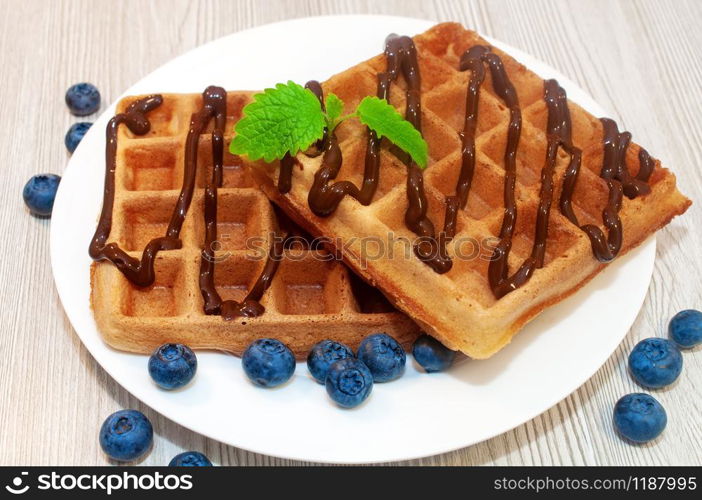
[[325, 358, 373, 408], [669, 309, 702, 348], [412, 334, 456, 373], [148, 343, 197, 390], [65, 82, 100, 116], [99, 409, 153, 461], [613, 393, 667, 443], [64, 121, 92, 153], [169, 451, 212, 466], [628, 337, 682, 389], [23, 174, 61, 217], [357, 333, 406, 382], [242, 338, 295, 388], [307, 339, 354, 384]]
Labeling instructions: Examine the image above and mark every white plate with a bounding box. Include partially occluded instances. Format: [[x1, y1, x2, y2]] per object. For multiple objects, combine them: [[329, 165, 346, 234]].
[[51, 15, 655, 464]]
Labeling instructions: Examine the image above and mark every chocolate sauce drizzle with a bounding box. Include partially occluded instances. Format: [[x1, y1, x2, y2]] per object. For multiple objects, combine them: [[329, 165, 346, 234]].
[[199, 202, 284, 320], [91, 85, 284, 320], [452, 46, 550, 299], [88, 94, 183, 288], [486, 77, 573, 298], [452, 46, 654, 297], [277, 153, 295, 194], [196, 88, 284, 320], [300, 66, 381, 215], [304, 81, 354, 217], [90, 87, 228, 288], [199, 177, 285, 320], [556, 99, 654, 264], [383, 35, 452, 274], [437, 46, 486, 245]]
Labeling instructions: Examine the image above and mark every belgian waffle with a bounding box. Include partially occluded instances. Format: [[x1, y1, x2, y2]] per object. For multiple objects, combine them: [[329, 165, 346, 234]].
[[89, 91, 420, 358], [248, 23, 691, 359]]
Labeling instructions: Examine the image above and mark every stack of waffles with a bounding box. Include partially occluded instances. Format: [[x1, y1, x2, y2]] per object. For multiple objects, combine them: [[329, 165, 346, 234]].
[[91, 23, 689, 360]]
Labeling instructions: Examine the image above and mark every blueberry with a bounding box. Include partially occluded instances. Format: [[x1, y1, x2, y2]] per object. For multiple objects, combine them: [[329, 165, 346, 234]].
[[669, 309, 702, 349], [628, 337, 682, 389], [148, 343, 197, 390], [412, 334, 456, 373], [613, 393, 667, 443], [242, 338, 295, 388], [23, 174, 61, 217], [307, 340, 354, 383], [325, 358, 373, 408], [65, 82, 100, 116], [357, 333, 406, 382], [64, 122, 92, 153], [169, 451, 212, 466], [99, 409, 153, 461]]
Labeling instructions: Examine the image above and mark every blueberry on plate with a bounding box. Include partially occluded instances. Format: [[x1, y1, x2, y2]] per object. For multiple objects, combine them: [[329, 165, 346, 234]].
[[242, 338, 295, 388], [148, 343, 197, 390], [307, 340, 354, 384], [357, 333, 406, 382], [412, 334, 456, 373], [99, 409, 153, 461], [23, 174, 61, 217], [169, 451, 212, 467], [65, 82, 100, 116], [628, 337, 682, 389], [325, 358, 373, 408], [669, 309, 702, 349], [613, 393, 667, 443], [64, 122, 92, 153]]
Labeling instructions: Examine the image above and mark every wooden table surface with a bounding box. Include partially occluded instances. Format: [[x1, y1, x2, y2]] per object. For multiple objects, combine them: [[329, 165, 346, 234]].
[[1, 0, 700, 466]]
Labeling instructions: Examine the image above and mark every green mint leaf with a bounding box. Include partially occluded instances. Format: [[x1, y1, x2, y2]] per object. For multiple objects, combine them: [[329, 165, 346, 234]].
[[230, 81, 325, 162], [324, 93, 344, 130], [355, 96, 428, 168]]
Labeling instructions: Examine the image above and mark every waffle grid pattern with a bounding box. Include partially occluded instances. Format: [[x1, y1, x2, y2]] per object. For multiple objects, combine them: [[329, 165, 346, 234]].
[[90, 93, 420, 358], [251, 23, 690, 358]]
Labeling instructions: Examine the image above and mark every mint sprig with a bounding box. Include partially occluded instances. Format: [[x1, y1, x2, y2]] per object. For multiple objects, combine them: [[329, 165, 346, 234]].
[[229, 81, 325, 162], [324, 93, 344, 131], [356, 96, 428, 168], [230, 81, 429, 168]]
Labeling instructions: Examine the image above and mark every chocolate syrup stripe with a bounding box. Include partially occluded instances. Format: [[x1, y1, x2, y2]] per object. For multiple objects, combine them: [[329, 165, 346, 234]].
[[89, 87, 227, 288], [434, 46, 488, 274], [295, 51, 385, 217], [384, 35, 452, 274], [452, 46, 549, 299], [220, 236, 284, 320], [305, 81, 356, 217], [197, 85, 227, 315], [558, 114, 654, 263], [88, 94, 179, 288], [90, 85, 282, 320], [540, 82, 655, 266], [486, 78, 576, 298], [196, 89, 284, 320], [447, 45, 656, 298], [199, 174, 285, 319]]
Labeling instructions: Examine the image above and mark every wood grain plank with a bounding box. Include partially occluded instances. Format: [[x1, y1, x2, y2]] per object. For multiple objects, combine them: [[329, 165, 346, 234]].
[[0, 0, 700, 466]]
